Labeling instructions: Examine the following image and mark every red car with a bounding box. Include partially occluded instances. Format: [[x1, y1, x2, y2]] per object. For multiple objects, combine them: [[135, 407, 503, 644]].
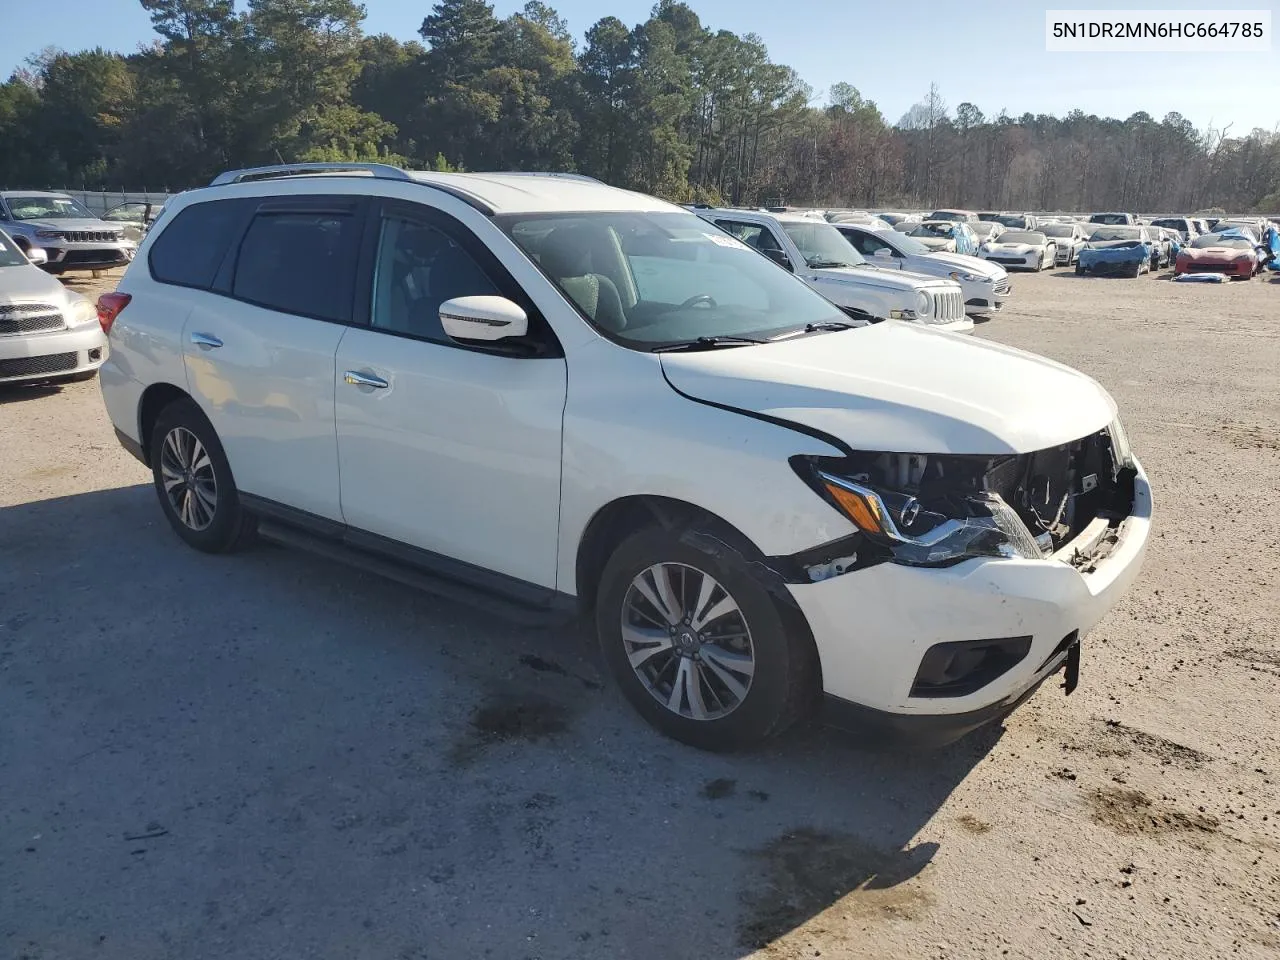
[[1175, 234, 1260, 279]]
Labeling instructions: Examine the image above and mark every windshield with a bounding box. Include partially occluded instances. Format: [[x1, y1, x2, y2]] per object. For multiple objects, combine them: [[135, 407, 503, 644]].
[[1192, 235, 1252, 250], [781, 221, 863, 267], [994, 215, 1028, 228], [5, 195, 95, 220], [496, 211, 853, 349], [1089, 227, 1142, 241], [970, 222, 999, 237], [1151, 219, 1184, 230], [885, 232, 930, 256], [1000, 231, 1044, 244], [1090, 213, 1130, 225], [928, 211, 965, 222], [1041, 224, 1075, 238], [0, 230, 29, 267], [910, 223, 952, 238]]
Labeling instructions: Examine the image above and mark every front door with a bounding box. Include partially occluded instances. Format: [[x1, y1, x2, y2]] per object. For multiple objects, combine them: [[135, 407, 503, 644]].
[[334, 202, 567, 590]]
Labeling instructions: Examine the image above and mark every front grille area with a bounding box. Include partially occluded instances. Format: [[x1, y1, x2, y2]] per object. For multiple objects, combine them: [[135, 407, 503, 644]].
[[993, 279, 1011, 293], [1186, 262, 1234, 273], [929, 288, 965, 321], [0, 303, 64, 336], [987, 256, 1027, 265], [61, 249, 128, 265], [0, 352, 77, 379], [58, 231, 121, 243]]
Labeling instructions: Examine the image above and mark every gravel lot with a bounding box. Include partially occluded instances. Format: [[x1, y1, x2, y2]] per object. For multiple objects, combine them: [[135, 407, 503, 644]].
[[3, 266, 1278, 960]]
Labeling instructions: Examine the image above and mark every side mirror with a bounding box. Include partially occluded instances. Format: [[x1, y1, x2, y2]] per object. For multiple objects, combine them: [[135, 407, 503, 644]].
[[762, 248, 793, 271], [439, 295, 528, 342], [25, 247, 48, 266], [873, 247, 893, 259]]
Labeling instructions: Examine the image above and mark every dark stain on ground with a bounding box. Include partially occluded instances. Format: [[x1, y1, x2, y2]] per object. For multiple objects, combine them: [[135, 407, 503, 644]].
[[448, 695, 570, 767], [1088, 786, 1220, 837], [519, 653, 603, 690], [956, 814, 992, 834], [1102, 720, 1211, 767], [738, 828, 935, 948], [1225, 647, 1280, 677], [748, 789, 770, 802], [702, 778, 736, 800]]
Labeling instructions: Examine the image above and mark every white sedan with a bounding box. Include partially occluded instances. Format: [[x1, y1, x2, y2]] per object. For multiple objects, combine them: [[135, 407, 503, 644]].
[[833, 223, 1013, 316], [907, 220, 962, 252], [978, 230, 1058, 271], [1040, 222, 1089, 265]]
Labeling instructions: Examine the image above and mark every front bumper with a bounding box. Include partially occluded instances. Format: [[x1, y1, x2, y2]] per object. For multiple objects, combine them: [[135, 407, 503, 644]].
[[1176, 259, 1252, 278], [789, 460, 1152, 740], [963, 278, 1011, 314], [981, 253, 1038, 270], [0, 324, 108, 383], [38, 242, 135, 273]]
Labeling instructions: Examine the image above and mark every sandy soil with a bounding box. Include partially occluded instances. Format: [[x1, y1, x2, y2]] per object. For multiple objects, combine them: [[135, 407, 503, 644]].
[[2, 265, 1278, 959]]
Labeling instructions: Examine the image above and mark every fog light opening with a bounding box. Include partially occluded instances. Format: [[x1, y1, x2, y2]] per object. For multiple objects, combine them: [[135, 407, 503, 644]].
[[910, 636, 1033, 699]]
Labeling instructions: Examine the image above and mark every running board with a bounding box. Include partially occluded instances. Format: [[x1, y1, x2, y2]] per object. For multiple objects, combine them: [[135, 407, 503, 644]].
[[255, 518, 576, 628]]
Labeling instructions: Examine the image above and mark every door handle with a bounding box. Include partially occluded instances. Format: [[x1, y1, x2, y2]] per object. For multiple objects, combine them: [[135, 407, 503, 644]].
[[190, 332, 223, 349], [343, 370, 389, 389]]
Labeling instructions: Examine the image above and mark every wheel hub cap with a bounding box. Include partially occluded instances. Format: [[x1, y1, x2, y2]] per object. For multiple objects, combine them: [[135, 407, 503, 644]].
[[621, 562, 756, 722]]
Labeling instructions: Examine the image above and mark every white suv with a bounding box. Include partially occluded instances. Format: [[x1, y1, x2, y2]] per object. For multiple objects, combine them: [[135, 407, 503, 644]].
[[696, 208, 971, 331], [98, 163, 1152, 751]]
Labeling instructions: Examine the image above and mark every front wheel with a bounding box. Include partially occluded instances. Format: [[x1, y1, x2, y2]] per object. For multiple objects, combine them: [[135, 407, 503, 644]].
[[150, 398, 256, 553], [596, 526, 816, 751]]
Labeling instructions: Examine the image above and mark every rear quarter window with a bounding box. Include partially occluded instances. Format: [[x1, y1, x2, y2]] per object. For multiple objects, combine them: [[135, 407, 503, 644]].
[[148, 198, 255, 289]]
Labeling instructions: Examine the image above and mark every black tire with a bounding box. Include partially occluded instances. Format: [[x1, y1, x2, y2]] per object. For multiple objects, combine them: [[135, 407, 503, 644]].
[[149, 398, 256, 553], [595, 525, 817, 751], [1075, 264, 1084, 275]]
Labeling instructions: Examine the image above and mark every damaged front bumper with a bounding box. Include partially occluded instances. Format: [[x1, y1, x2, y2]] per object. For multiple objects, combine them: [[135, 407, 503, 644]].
[[787, 459, 1152, 746]]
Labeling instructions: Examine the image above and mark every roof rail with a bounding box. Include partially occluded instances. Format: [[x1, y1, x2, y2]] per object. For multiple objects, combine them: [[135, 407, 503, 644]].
[[483, 171, 602, 184], [209, 162, 415, 186]]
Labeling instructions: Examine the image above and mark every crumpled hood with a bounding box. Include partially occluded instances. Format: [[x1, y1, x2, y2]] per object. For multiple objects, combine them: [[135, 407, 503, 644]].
[[661, 321, 1117, 455], [1086, 239, 1147, 250], [808, 264, 952, 292], [17, 218, 120, 234]]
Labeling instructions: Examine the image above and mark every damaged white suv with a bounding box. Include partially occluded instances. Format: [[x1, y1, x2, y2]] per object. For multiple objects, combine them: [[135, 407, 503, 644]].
[[99, 164, 1151, 751]]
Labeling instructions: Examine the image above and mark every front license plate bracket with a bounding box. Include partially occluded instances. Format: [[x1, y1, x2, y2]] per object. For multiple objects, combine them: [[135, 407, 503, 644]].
[[1062, 638, 1081, 695]]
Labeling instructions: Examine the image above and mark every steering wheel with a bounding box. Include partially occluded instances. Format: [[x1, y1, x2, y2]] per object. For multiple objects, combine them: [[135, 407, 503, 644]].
[[680, 294, 718, 309]]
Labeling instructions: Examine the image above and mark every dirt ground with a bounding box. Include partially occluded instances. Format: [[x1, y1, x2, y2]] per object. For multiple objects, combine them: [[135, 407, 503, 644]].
[[2, 265, 1278, 960]]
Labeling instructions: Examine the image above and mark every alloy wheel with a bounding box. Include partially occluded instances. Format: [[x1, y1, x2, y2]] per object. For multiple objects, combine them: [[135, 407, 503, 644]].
[[159, 426, 218, 531], [620, 562, 755, 721]]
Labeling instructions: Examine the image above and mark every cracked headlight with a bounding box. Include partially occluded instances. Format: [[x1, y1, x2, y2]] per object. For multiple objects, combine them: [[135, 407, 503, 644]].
[[802, 467, 1044, 567]]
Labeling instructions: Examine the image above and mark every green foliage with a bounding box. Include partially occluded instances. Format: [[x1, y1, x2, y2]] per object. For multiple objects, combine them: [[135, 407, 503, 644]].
[[3, 0, 1277, 214]]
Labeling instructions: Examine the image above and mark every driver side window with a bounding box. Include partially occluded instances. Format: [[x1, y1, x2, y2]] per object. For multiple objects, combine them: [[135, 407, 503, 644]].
[[716, 220, 783, 255], [851, 231, 893, 257]]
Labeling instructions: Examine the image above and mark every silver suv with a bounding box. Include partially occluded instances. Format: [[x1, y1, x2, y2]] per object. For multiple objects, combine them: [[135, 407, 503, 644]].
[[0, 191, 136, 275]]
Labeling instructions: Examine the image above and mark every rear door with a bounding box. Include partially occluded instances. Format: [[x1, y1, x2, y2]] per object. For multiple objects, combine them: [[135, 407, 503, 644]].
[[182, 195, 367, 521]]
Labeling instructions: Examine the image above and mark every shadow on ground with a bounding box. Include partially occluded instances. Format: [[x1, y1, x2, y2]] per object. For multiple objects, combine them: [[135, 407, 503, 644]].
[[1, 485, 998, 960]]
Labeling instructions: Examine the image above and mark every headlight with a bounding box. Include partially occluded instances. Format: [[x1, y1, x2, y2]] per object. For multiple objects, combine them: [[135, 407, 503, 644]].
[[36, 230, 63, 240], [67, 297, 98, 327], [948, 270, 985, 283], [916, 291, 929, 313], [1108, 418, 1134, 468], [810, 470, 1043, 566]]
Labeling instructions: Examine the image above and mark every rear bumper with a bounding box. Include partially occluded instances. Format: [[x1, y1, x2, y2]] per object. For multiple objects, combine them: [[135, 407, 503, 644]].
[[0, 325, 107, 383]]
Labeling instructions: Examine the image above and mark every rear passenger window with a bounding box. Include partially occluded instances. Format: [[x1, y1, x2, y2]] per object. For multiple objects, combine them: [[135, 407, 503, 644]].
[[232, 210, 362, 322], [149, 199, 253, 289]]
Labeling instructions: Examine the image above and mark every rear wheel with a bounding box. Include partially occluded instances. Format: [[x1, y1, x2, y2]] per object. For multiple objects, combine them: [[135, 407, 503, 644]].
[[596, 525, 816, 751], [150, 399, 256, 553]]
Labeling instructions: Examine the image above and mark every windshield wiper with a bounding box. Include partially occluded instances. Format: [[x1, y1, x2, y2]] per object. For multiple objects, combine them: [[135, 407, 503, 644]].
[[804, 320, 856, 332], [805, 258, 853, 269], [651, 335, 767, 353]]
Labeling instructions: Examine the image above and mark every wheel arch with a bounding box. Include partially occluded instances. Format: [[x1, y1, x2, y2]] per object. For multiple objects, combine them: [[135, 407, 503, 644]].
[[137, 382, 194, 466]]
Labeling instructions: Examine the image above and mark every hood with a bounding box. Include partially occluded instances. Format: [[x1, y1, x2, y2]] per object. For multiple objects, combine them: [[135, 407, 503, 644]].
[[660, 321, 1116, 455], [922, 251, 1004, 278], [0, 262, 71, 303], [986, 243, 1034, 254], [1180, 246, 1249, 260], [808, 264, 952, 292], [16, 218, 119, 234], [915, 237, 954, 249]]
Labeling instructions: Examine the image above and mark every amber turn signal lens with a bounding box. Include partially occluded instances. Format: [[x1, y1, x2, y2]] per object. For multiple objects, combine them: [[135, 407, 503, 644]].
[[822, 481, 886, 535]]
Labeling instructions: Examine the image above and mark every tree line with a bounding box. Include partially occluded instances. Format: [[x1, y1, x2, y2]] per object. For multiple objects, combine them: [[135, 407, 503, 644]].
[[2, 0, 1277, 214]]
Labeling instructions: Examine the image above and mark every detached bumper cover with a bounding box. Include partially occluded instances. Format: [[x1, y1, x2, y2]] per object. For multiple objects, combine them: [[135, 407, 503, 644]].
[[791, 461, 1151, 731]]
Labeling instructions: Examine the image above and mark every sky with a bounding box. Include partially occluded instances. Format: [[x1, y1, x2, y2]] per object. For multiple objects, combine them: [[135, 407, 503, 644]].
[[5, 0, 1278, 135]]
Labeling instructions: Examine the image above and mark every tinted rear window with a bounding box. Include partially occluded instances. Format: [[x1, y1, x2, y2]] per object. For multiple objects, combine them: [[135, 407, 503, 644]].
[[231, 210, 362, 321], [149, 199, 254, 289]]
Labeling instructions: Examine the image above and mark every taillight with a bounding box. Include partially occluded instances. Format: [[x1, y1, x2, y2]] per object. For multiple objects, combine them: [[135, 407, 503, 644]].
[[96, 292, 132, 335]]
